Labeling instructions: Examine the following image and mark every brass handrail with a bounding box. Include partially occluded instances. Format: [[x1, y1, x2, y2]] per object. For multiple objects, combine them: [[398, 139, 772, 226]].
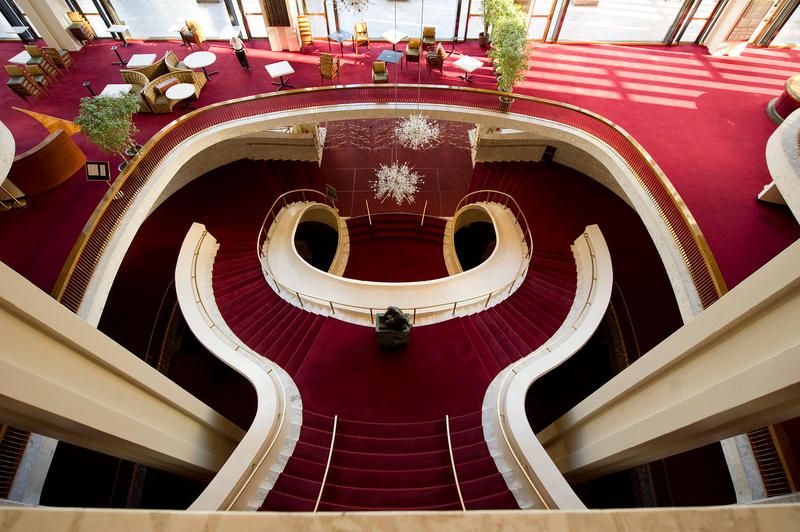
[[257, 189, 532, 324], [52, 84, 725, 320], [445, 415, 467, 512], [190, 230, 288, 511], [495, 231, 598, 509], [314, 414, 338, 513]]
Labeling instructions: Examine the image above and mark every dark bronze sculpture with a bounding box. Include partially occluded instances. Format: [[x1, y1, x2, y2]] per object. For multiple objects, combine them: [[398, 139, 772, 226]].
[[375, 306, 411, 348]]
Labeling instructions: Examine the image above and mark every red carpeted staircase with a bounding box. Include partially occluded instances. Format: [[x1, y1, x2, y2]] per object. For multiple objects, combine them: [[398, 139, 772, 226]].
[[344, 213, 450, 282], [262, 410, 518, 511]]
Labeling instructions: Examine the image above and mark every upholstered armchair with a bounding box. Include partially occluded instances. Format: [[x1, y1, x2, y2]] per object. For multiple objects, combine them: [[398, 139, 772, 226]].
[[165, 50, 189, 72], [319, 53, 340, 84], [141, 70, 206, 114], [422, 26, 436, 50], [405, 38, 421, 67], [183, 19, 206, 49], [426, 43, 446, 76], [354, 22, 369, 52], [119, 70, 151, 112], [372, 61, 388, 84]]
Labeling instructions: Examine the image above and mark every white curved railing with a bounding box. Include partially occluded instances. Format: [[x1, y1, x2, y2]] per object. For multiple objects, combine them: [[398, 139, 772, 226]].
[[176, 223, 298, 511], [486, 224, 613, 509], [258, 197, 529, 326]]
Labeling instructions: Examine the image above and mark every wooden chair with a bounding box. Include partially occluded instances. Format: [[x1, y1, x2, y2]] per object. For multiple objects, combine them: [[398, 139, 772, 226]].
[[372, 61, 388, 84], [354, 22, 369, 52], [25, 45, 59, 80], [426, 43, 446, 76], [5, 64, 42, 102], [22, 64, 51, 92], [42, 47, 73, 71], [422, 26, 436, 50], [297, 15, 313, 47], [405, 38, 421, 68], [319, 53, 340, 84]]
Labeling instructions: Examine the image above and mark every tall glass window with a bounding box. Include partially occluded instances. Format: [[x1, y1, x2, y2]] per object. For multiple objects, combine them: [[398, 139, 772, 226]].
[[771, 4, 800, 45], [557, 0, 685, 42], [336, 0, 459, 41], [0, 11, 15, 39], [465, 0, 484, 39], [109, 0, 232, 39], [241, 0, 268, 37], [73, 0, 111, 37], [679, 0, 720, 42]]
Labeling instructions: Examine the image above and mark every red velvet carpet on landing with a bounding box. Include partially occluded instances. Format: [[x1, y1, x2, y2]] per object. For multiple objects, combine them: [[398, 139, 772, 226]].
[[0, 40, 798, 293]]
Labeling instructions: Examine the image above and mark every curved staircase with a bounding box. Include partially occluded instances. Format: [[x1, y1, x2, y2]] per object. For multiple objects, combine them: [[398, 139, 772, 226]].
[[262, 410, 518, 511]]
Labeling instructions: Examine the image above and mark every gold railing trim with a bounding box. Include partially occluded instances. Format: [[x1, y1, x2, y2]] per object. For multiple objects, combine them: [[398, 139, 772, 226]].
[[52, 84, 725, 321], [314, 415, 338, 513], [445, 415, 467, 512]]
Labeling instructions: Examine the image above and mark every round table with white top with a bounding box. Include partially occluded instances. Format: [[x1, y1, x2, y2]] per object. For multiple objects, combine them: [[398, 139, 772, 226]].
[[183, 51, 218, 80], [165, 83, 197, 110]]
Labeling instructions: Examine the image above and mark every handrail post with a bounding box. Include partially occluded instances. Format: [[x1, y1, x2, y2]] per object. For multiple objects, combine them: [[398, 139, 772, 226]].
[[365, 199, 372, 226], [452, 301, 457, 315], [329, 301, 335, 314], [420, 200, 428, 227], [445, 415, 467, 512], [412, 308, 417, 325], [314, 415, 338, 512], [484, 292, 492, 308], [295, 291, 304, 308]]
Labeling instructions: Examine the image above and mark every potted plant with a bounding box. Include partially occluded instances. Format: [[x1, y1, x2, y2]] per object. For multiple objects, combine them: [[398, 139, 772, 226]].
[[479, 0, 496, 49], [488, 4, 531, 112], [74, 92, 141, 171]]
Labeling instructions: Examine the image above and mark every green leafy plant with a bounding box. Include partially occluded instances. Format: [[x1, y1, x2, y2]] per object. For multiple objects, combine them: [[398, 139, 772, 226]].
[[74, 93, 140, 157], [488, 3, 531, 93]]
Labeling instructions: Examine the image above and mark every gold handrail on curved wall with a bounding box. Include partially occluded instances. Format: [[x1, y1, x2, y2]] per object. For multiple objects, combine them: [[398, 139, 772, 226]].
[[51, 84, 726, 315]]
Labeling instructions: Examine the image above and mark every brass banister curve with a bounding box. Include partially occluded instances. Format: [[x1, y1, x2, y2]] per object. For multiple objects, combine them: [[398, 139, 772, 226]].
[[52, 84, 725, 326]]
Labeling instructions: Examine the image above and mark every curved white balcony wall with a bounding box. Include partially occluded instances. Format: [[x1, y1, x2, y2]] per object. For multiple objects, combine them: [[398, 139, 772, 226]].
[[483, 224, 613, 509], [74, 101, 700, 337], [263, 201, 526, 325], [296, 203, 349, 276], [176, 223, 300, 511], [444, 204, 495, 275]]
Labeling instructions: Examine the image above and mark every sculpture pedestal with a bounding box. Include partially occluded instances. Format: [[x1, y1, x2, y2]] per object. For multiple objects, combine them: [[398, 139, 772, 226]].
[[375, 313, 411, 349]]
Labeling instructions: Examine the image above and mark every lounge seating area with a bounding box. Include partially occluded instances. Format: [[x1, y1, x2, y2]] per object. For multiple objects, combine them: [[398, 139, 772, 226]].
[[120, 51, 206, 113]]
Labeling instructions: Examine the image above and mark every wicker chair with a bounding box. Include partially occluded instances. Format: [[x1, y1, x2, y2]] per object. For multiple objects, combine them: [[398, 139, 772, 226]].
[[126, 55, 168, 80], [164, 50, 189, 72], [319, 53, 340, 84], [372, 61, 388, 84], [426, 43, 446, 76], [119, 70, 151, 112], [422, 26, 436, 50], [405, 38, 421, 68], [42, 47, 73, 71], [141, 70, 207, 114], [354, 22, 369, 52]]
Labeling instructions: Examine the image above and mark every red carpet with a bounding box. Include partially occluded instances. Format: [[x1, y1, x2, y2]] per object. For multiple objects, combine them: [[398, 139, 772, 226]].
[[1, 40, 797, 294], [344, 213, 449, 282]]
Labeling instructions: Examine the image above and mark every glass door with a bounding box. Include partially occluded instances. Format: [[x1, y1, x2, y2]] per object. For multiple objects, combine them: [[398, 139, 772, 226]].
[[768, 1, 800, 44], [528, 0, 559, 41], [664, 0, 725, 44], [754, 0, 800, 45], [552, 0, 687, 43], [68, 0, 112, 37], [237, 0, 268, 37], [302, 0, 331, 37], [464, 0, 484, 39]]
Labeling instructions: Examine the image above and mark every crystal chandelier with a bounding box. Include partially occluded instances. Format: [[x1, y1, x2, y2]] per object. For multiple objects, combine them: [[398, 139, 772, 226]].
[[371, 162, 423, 205], [338, 0, 371, 14], [395, 113, 440, 151]]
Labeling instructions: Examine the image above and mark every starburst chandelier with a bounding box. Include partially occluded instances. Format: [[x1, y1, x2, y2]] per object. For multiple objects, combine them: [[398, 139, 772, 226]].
[[338, 0, 371, 14], [395, 113, 440, 150], [371, 162, 423, 205]]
